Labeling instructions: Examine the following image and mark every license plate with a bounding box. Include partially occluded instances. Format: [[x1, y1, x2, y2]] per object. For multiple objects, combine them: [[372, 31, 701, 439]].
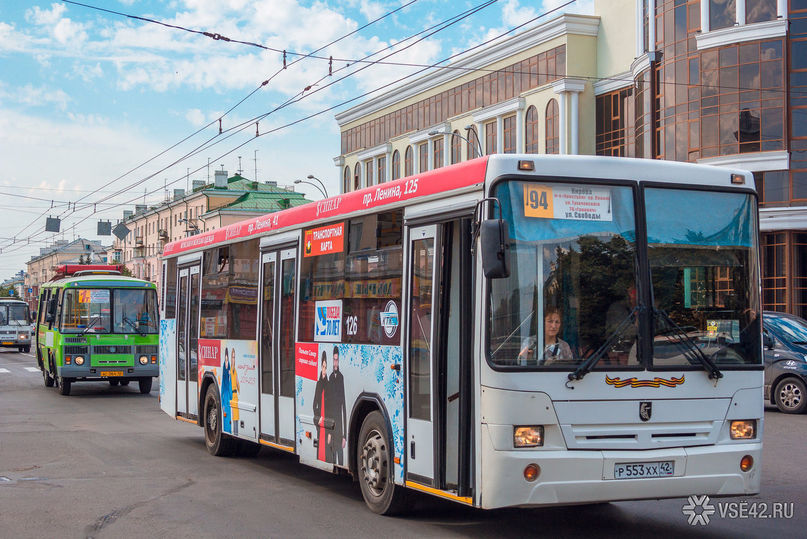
[[614, 460, 674, 479], [2, 341, 13, 345], [100, 370, 125, 377]]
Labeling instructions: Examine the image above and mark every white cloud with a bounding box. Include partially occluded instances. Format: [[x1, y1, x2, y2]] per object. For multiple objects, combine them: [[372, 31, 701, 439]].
[[0, 84, 71, 111], [360, 1, 387, 22], [26, 3, 90, 48], [185, 108, 206, 126]]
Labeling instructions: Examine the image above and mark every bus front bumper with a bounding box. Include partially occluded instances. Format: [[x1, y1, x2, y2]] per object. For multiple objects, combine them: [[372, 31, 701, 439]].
[[479, 441, 761, 509], [57, 364, 159, 379]]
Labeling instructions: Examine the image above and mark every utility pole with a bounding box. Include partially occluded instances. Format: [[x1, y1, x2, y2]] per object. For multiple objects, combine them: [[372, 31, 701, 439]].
[[254, 149, 258, 182]]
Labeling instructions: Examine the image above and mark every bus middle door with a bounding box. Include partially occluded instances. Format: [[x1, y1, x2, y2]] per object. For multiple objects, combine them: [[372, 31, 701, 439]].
[[176, 263, 200, 420]]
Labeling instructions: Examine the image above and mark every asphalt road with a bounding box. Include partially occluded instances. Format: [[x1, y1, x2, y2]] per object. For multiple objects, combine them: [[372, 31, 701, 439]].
[[1, 349, 805, 538]]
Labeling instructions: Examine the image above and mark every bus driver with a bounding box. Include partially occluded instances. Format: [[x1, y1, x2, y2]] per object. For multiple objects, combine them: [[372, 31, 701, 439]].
[[518, 306, 573, 365]]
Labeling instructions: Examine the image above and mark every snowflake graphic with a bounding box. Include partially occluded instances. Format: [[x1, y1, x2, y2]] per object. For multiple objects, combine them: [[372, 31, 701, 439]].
[[682, 495, 716, 526]]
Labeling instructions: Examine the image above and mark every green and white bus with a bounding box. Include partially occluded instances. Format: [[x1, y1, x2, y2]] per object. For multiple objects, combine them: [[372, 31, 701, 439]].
[[36, 265, 159, 396], [0, 297, 32, 352]]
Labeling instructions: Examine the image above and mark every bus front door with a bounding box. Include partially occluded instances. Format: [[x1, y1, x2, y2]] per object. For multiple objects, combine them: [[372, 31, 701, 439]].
[[176, 264, 200, 420], [258, 247, 297, 449], [406, 219, 474, 499]]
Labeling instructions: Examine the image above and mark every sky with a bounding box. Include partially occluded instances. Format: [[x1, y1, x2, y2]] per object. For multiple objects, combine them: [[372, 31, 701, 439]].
[[0, 0, 592, 280]]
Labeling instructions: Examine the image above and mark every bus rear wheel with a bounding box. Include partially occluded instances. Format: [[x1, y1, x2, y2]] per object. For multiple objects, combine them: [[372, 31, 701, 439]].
[[357, 411, 408, 515], [138, 377, 152, 394], [203, 386, 235, 457]]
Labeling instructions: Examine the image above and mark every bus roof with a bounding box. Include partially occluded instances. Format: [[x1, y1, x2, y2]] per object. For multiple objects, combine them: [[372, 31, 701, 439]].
[[163, 157, 490, 258], [41, 274, 156, 289], [0, 297, 26, 303]]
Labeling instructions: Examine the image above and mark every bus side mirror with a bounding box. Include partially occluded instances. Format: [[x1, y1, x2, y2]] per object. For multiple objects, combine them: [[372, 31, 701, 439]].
[[45, 298, 57, 322], [480, 219, 510, 279], [763, 333, 774, 350]]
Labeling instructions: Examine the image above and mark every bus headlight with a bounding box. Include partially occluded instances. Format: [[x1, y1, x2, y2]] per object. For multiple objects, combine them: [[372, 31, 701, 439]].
[[730, 420, 756, 439], [74, 356, 85, 366], [139, 355, 149, 365], [514, 426, 544, 447], [18, 334, 28, 340]]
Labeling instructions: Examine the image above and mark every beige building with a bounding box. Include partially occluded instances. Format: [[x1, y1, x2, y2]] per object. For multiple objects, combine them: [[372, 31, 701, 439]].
[[336, 0, 806, 317], [112, 169, 310, 295]]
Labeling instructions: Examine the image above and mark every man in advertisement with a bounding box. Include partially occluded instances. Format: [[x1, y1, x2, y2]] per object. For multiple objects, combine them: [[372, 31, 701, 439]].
[[328, 345, 346, 465], [313, 351, 329, 462]]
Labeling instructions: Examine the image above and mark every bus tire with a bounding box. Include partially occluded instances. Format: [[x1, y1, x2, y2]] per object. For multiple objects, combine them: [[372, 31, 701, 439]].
[[109, 380, 119, 386], [203, 386, 235, 457], [57, 376, 72, 396], [120, 380, 130, 386], [138, 377, 152, 394], [42, 368, 54, 387], [24, 345, 30, 353], [357, 411, 408, 515]]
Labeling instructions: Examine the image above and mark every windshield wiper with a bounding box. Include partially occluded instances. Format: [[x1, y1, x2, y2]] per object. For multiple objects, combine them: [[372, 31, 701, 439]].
[[122, 316, 147, 336], [81, 315, 103, 334], [654, 309, 722, 381], [568, 305, 640, 383], [492, 309, 535, 358]]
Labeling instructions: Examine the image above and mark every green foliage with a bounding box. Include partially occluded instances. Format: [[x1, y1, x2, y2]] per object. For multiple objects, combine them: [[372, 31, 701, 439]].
[[119, 265, 133, 277]]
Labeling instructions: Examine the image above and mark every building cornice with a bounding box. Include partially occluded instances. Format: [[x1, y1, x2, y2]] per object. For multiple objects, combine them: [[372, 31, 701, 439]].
[[552, 77, 586, 94], [630, 52, 651, 79], [696, 19, 788, 51], [409, 123, 451, 144], [697, 150, 789, 172], [594, 71, 633, 95], [355, 142, 392, 161], [334, 14, 600, 127], [472, 97, 525, 123], [760, 206, 807, 232]]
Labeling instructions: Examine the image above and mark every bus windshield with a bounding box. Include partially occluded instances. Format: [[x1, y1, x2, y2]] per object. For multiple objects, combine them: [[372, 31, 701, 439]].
[[0, 303, 30, 326], [646, 188, 761, 366], [114, 289, 159, 334], [61, 289, 111, 333], [60, 288, 158, 334], [487, 180, 639, 367]]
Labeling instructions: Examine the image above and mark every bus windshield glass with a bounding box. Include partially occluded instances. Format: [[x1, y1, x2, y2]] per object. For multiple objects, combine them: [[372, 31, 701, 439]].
[[646, 188, 761, 366], [114, 289, 159, 334], [487, 180, 639, 368], [0, 303, 30, 326], [61, 289, 111, 333]]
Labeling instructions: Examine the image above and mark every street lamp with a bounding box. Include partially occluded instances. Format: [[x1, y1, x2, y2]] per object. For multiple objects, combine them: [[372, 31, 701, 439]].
[[294, 179, 327, 199], [428, 126, 483, 158], [306, 174, 329, 198]]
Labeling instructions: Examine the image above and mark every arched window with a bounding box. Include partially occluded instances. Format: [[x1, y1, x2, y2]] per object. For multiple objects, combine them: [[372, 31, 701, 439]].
[[353, 163, 361, 190], [467, 125, 480, 159], [451, 130, 461, 164], [525, 105, 539, 154], [343, 166, 350, 193], [546, 99, 559, 155], [392, 150, 401, 180], [404, 145, 413, 176]]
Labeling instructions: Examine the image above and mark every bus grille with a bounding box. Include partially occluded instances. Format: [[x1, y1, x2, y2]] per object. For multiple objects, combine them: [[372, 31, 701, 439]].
[[64, 337, 86, 344], [135, 345, 158, 356], [64, 346, 89, 355], [92, 345, 132, 355]]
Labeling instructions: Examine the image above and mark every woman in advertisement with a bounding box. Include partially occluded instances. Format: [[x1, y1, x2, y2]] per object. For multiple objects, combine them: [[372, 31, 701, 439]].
[[230, 346, 240, 436], [221, 347, 232, 434], [313, 351, 329, 462]]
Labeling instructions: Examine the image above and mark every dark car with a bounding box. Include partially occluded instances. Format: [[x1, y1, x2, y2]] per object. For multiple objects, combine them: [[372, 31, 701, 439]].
[[763, 311, 807, 413]]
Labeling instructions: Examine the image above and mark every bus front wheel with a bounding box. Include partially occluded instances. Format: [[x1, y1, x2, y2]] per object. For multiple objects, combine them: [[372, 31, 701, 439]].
[[357, 411, 409, 515], [138, 377, 152, 394], [203, 386, 235, 457], [57, 376, 72, 396], [42, 368, 54, 387]]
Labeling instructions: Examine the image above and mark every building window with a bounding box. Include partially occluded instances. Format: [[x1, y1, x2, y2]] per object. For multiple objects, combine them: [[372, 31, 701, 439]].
[[525, 105, 539, 153], [392, 150, 401, 180], [546, 99, 559, 154], [467, 125, 480, 159], [451, 130, 461, 164], [365, 160, 374, 187], [354, 163, 361, 191], [746, 0, 777, 24], [377, 156, 386, 184], [596, 88, 633, 156], [503, 115, 516, 153], [709, 0, 736, 30], [485, 121, 497, 155], [343, 166, 350, 193], [404, 145, 413, 176], [761, 232, 787, 312], [419, 142, 428, 172], [432, 138, 444, 169]]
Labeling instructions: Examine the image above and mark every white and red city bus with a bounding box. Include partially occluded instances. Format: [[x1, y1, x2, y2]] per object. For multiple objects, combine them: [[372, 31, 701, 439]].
[[159, 154, 762, 514]]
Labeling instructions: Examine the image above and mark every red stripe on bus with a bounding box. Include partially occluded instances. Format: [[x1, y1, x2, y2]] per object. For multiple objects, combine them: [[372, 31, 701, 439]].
[[163, 157, 489, 257]]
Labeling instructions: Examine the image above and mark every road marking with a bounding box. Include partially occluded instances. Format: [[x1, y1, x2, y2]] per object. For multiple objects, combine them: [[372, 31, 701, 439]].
[[24, 367, 40, 373], [0, 368, 9, 373]]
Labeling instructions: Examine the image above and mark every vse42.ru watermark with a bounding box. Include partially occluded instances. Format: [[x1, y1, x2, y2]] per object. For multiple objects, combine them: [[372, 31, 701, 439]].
[[682, 495, 795, 526]]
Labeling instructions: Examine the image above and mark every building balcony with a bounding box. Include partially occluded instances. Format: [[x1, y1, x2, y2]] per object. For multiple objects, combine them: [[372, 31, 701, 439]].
[[135, 236, 144, 246]]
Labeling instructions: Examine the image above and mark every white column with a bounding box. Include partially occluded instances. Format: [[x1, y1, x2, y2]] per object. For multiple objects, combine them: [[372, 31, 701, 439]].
[[476, 122, 485, 156], [385, 150, 392, 183], [496, 116, 504, 154], [737, 0, 745, 25], [648, 0, 656, 51], [558, 92, 568, 155], [570, 91, 580, 155], [636, 0, 644, 56], [443, 133, 451, 166], [516, 111, 525, 153], [701, 0, 709, 33], [778, 0, 787, 18], [371, 157, 378, 186], [427, 140, 434, 171]]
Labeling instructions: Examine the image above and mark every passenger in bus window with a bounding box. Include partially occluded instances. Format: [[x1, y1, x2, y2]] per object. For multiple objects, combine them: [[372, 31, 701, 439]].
[[313, 352, 329, 462], [518, 307, 573, 365], [328, 345, 346, 465]]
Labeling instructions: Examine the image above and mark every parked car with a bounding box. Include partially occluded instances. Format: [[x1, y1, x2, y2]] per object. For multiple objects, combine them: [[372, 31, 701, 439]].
[[763, 311, 807, 413]]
